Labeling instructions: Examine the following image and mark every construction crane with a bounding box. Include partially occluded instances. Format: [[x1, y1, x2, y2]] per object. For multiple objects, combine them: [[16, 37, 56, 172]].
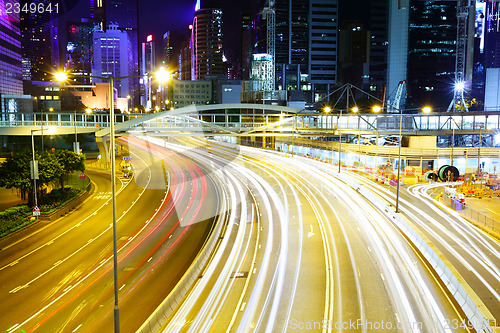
[[388, 80, 406, 112], [448, 0, 473, 112], [262, 0, 275, 92]]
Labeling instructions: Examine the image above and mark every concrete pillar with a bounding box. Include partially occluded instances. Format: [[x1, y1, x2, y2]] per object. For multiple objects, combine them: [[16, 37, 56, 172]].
[[96, 136, 110, 163]]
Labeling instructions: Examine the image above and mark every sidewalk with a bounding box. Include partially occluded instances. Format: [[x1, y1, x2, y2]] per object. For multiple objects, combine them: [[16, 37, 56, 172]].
[[0, 188, 27, 211], [465, 197, 500, 222]]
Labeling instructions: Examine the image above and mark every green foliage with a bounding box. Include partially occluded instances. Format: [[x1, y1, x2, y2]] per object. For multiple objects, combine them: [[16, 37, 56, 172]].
[[0, 150, 33, 193], [55, 150, 85, 175], [0, 187, 83, 238], [0, 149, 85, 196], [0, 206, 32, 238]]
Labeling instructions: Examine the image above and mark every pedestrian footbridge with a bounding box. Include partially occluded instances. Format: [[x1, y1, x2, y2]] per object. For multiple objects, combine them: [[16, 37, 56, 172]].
[[0, 104, 498, 138]]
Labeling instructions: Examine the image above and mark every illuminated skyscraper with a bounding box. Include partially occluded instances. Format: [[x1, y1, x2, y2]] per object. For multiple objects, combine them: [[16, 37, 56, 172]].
[[141, 35, 155, 108], [20, 0, 59, 82], [252, 0, 338, 102], [0, 0, 22, 94], [90, 0, 139, 101], [92, 24, 131, 98], [191, 5, 224, 80]]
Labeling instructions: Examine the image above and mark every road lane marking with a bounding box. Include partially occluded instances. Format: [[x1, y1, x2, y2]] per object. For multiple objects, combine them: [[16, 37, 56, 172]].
[[308, 224, 315, 237], [9, 285, 28, 293], [72, 324, 82, 332]]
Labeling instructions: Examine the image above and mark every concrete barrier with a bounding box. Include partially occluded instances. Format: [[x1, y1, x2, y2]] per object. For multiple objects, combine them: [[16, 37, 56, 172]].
[[136, 196, 226, 333], [39, 182, 92, 222], [334, 171, 494, 333]]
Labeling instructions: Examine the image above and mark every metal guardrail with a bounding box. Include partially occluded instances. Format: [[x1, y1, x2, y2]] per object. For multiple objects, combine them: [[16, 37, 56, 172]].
[[443, 192, 500, 233], [1, 110, 500, 135], [327, 168, 494, 333]]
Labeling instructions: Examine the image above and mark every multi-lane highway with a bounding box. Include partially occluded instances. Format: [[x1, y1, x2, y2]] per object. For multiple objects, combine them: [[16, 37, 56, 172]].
[[0, 136, 496, 333], [0, 137, 219, 332], [147, 137, 482, 333]]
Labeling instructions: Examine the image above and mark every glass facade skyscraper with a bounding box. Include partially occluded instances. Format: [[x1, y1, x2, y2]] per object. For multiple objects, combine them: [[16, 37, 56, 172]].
[[407, 1, 458, 107], [253, 0, 337, 101], [191, 7, 224, 80], [90, 0, 139, 102], [20, 0, 58, 82], [0, 0, 22, 94]]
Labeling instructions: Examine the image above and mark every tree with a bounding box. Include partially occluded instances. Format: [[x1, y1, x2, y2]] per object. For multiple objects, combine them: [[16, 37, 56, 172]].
[[54, 150, 86, 191], [0, 150, 33, 201]]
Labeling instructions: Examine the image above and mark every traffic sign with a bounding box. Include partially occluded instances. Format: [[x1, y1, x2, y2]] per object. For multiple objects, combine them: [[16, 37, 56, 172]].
[[80, 173, 86, 180], [32, 205, 40, 217], [123, 156, 132, 161]]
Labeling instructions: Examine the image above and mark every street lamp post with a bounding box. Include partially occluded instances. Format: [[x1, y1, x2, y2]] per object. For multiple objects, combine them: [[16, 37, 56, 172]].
[[55, 70, 166, 333], [74, 110, 79, 154], [396, 107, 403, 213], [337, 109, 343, 173], [31, 130, 39, 210], [31, 126, 56, 213]]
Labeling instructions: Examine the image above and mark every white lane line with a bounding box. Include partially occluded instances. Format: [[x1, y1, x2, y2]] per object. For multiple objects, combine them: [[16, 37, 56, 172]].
[[9, 285, 28, 294], [72, 324, 83, 332], [119, 284, 126, 291]]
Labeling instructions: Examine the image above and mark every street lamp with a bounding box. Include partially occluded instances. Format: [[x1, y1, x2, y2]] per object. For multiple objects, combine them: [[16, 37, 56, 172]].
[[372, 106, 381, 113], [422, 106, 431, 114], [31, 126, 56, 212], [55, 69, 164, 333], [395, 106, 404, 213]]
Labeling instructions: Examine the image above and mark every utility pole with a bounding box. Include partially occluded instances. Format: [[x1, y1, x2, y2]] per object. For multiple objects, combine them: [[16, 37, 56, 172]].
[[448, 0, 472, 112]]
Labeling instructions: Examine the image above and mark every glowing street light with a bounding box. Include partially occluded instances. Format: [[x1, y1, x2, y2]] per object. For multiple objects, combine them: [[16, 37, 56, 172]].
[[372, 106, 381, 113], [54, 71, 68, 83], [156, 66, 170, 84], [454, 81, 465, 92], [352, 106, 359, 113], [422, 106, 432, 113], [324, 106, 332, 113]]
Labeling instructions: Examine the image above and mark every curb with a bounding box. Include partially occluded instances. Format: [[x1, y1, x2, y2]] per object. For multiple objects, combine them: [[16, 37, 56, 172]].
[[435, 197, 500, 243], [0, 178, 96, 251]]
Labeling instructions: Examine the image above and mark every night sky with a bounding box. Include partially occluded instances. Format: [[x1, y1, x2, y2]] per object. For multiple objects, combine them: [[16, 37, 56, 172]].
[[60, 0, 367, 63], [61, 0, 248, 61]]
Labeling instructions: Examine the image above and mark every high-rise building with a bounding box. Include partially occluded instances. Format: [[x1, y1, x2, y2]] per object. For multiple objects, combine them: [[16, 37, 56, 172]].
[[252, 0, 338, 103], [179, 42, 192, 81], [0, 0, 22, 95], [406, 1, 459, 108], [90, 0, 139, 103], [65, 19, 97, 85], [241, 10, 253, 80], [20, 0, 58, 81], [92, 24, 132, 99], [163, 31, 173, 67], [190, 6, 224, 80], [309, 0, 338, 99], [367, 0, 388, 95], [383, 0, 470, 110], [141, 35, 155, 108], [338, 21, 370, 89]]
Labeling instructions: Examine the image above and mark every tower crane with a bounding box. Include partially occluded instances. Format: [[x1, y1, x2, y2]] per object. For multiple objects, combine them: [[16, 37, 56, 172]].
[[448, 0, 473, 112], [262, 0, 275, 92]]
